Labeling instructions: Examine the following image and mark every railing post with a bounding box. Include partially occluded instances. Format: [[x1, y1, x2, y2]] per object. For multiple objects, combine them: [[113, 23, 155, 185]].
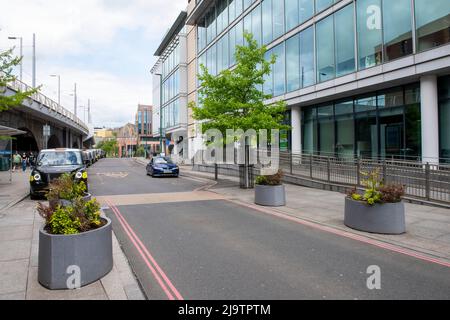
[[327, 157, 331, 182], [290, 151, 293, 175], [214, 163, 218, 181], [356, 157, 361, 186], [309, 154, 313, 179], [382, 160, 387, 184], [425, 162, 431, 201]]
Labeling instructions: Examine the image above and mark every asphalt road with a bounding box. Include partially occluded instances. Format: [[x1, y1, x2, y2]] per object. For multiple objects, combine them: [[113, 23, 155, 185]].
[[89, 158, 450, 300]]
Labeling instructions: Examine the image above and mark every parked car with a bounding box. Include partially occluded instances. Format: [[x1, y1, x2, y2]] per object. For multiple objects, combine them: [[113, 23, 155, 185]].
[[82, 151, 91, 167], [146, 156, 179, 177], [30, 148, 88, 200]]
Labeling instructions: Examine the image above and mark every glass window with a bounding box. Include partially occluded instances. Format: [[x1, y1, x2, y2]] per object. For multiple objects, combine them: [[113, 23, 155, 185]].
[[318, 105, 335, 155], [262, 0, 273, 44], [236, 19, 244, 47], [378, 88, 404, 108], [335, 4, 355, 77], [272, 43, 285, 97], [300, 26, 315, 87], [316, 15, 335, 82], [285, 0, 299, 31], [299, 0, 314, 24], [198, 20, 207, 52], [357, 0, 382, 70], [355, 95, 377, 113], [379, 104, 404, 158], [210, 44, 217, 76], [263, 49, 274, 95], [415, 0, 450, 52], [244, 12, 252, 36], [316, 0, 333, 13], [236, 0, 243, 17], [302, 107, 318, 154], [382, 0, 413, 62], [335, 100, 355, 158], [217, 37, 224, 73], [229, 25, 237, 66], [252, 4, 262, 46], [229, 0, 236, 22], [439, 76, 450, 159], [244, 0, 252, 10], [273, 0, 285, 39], [286, 34, 300, 92]]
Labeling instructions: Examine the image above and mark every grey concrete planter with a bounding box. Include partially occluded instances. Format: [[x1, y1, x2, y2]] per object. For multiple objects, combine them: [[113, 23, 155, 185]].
[[38, 216, 113, 290], [344, 198, 406, 235], [255, 184, 286, 207]]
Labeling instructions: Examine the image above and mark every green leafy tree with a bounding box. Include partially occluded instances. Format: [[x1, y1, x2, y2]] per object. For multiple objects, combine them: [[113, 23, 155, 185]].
[[0, 48, 38, 112], [190, 33, 289, 143], [98, 139, 118, 157]]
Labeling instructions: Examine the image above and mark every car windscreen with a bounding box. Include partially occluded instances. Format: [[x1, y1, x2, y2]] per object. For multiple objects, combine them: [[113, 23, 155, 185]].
[[37, 151, 83, 166], [154, 157, 174, 165]]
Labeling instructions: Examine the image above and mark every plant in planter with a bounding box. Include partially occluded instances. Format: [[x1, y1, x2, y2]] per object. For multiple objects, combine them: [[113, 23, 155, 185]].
[[46, 173, 90, 208], [254, 169, 286, 207], [37, 174, 112, 290], [345, 169, 406, 235]]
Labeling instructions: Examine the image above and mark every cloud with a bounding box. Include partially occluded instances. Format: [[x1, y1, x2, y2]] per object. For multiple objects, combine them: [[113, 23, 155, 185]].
[[0, 0, 187, 128]]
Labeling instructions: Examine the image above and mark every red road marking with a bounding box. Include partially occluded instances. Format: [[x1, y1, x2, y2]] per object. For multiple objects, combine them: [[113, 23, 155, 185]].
[[105, 199, 184, 300], [225, 199, 450, 269]]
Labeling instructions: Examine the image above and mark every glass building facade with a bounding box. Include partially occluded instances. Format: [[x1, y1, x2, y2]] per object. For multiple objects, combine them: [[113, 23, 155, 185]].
[[197, 0, 449, 93], [189, 0, 450, 160], [302, 84, 422, 159], [160, 43, 182, 131]]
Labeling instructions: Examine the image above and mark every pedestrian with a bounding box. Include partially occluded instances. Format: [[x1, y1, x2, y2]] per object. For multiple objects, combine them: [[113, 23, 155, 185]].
[[21, 153, 28, 172], [12, 152, 21, 172]]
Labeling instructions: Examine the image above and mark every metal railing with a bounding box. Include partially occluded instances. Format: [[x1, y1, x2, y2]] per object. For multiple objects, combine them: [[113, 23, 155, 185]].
[[4, 76, 89, 132], [191, 149, 450, 204]]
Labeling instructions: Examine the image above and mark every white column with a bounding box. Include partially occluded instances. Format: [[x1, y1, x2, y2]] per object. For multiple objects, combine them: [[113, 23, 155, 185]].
[[291, 106, 302, 156], [420, 75, 440, 164]]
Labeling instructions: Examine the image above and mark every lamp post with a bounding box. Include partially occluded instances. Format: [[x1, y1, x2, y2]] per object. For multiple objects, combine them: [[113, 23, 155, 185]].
[[50, 74, 61, 105], [8, 36, 23, 82]]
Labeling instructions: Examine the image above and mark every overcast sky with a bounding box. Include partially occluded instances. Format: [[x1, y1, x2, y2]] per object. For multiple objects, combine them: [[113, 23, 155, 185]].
[[0, 0, 187, 128]]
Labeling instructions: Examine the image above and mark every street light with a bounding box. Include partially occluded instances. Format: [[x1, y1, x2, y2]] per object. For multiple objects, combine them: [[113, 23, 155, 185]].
[[8, 36, 22, 82], [50, 74, 61, 105]]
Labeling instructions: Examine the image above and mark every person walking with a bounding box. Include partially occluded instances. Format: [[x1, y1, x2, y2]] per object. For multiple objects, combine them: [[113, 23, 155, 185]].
[[12, 152, 21, 172], [21, 153, 28, 172]]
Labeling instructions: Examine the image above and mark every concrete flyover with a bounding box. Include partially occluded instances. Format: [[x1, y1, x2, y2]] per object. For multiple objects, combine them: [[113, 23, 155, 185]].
[[0, 77, 89, 153]]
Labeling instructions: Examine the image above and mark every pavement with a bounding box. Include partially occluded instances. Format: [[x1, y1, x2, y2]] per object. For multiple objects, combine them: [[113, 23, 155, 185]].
[[0, 170, 29, 212], [160, 162, 450, 265], [99, 158, 450, 299], [0, 163, 145, 300]]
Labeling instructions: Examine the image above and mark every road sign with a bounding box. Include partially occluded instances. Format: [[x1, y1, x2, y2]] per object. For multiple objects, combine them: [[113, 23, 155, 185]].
[[43, 125, 51, 137]]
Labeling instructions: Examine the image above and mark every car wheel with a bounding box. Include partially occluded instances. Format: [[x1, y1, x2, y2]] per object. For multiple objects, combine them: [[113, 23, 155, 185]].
[[30, 190, 39, 200]]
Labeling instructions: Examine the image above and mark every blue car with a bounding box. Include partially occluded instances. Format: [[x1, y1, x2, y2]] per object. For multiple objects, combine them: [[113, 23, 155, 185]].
[[146, 156, 179, 177]]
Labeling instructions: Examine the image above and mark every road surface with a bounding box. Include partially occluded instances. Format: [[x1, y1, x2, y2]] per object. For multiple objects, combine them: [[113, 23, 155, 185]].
[[89, 158, 450, 300]]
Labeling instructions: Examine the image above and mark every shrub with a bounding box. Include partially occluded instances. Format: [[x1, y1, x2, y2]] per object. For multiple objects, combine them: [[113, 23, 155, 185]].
[[38, 197, 104, 235], [255, 169, 283, 186], [46, 173, 86, 203], [348, 169, 405, 205], [379, 183, 405, 203], [48, 206, 81, 235]]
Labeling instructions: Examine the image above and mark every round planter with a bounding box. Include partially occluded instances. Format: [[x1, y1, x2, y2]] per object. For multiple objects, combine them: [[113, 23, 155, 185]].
[[38, 216, 113, 290], [344, 198, 406, 235], [255, 184, 286, 207]]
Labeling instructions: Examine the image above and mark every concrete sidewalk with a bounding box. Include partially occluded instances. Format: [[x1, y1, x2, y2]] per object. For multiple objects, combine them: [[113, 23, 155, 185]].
[[0, 170, 29, 213], [0, 169, 145, 300], [174, 164, 450, 264]]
